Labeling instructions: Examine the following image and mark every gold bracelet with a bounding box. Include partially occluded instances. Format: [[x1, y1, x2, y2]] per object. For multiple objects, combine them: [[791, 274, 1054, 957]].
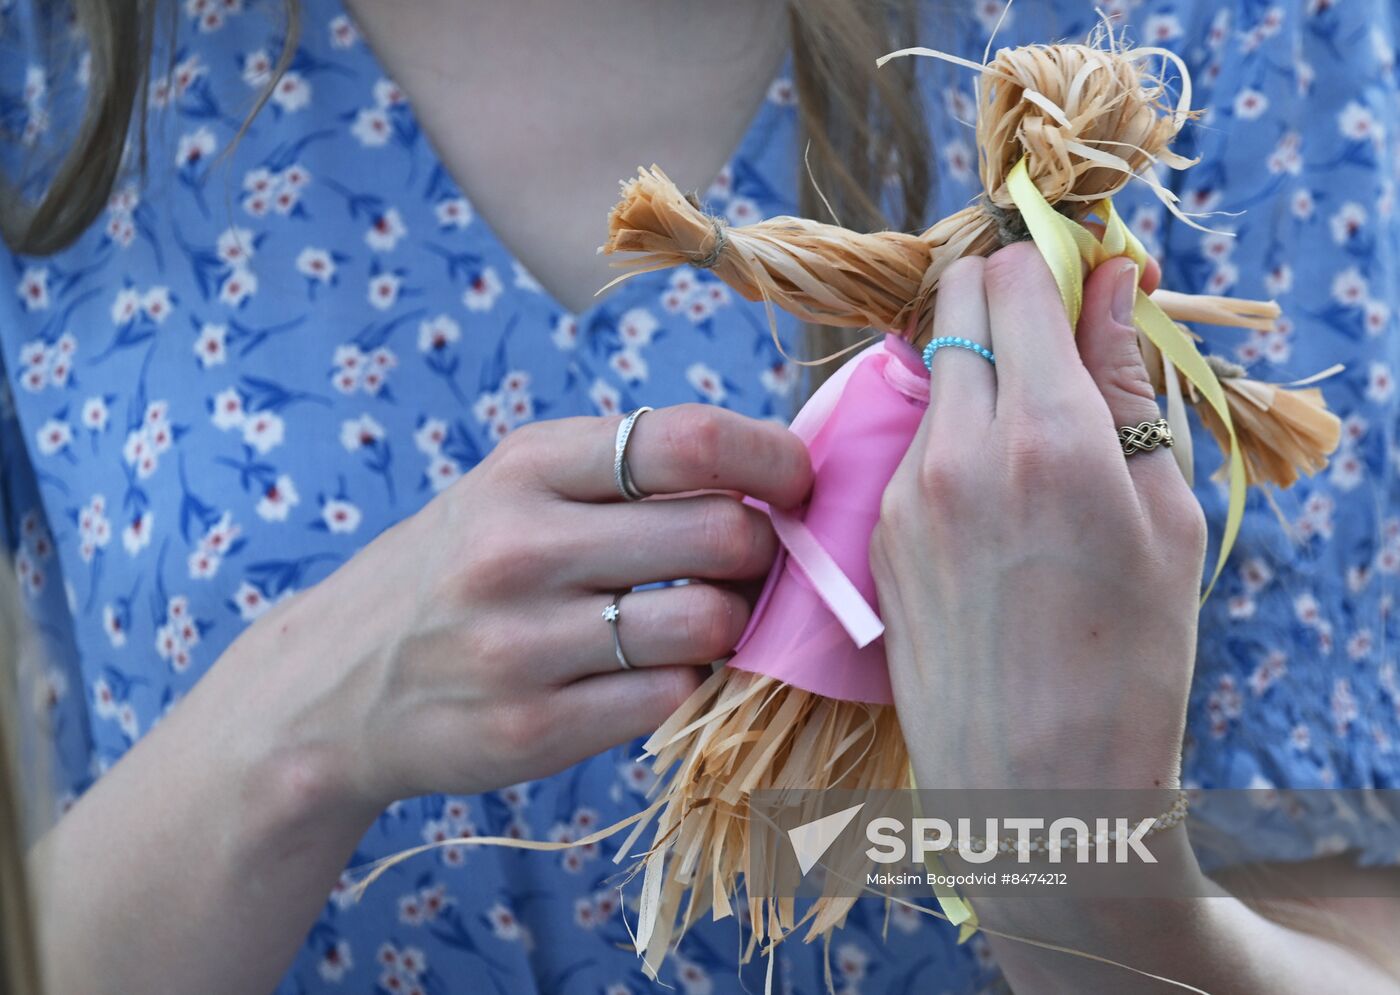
[[950, 790, 1190, 856]]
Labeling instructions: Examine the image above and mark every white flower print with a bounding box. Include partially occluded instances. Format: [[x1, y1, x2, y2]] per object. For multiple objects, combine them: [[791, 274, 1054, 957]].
[[367, 271, 402, 310], [17, 267, 49, 310], [116, 703, 140, 738], [618, 308, 659, 347], [589, 378, 621, 415], [462, 267, 503, 312], [35, 419, 71, 456], [1365, 362, 1394, 403], [760, 361, 798, 397], [19, 333, 78, 392], [674, 956, 713, 995], [943, 138, 974, 183], [241, 48, 272, 87], [550, 313, 578, 351], [100, 609, 126, 651], [417, 315, 460, 352], [1364, 299, 1391, 337], [334, 345, 365, 372], [472, 392, 505, 426], [1266, 131, 1302, 175], [18, 339, 47, 368], [972, 0, 1012, 34], [256, 474, 300, 522], [362, 348, 396, 396], [1338, 101, 1378, 142], [427, 454, 461, 492], [322, 499, 362, 534], [724, 196, 759, 226], [372, 77, 404, 107], [81, 396, 109, 432], [766, 77, 795, 105], [216, 226, 255, 265], [352, 107, 392, 147], [365, 207, 408, 252], [141, 286, 173, 323], [175, 127, 216, 168], [329, 13, 358, 48], [297, 246, 336, 283], [414, 418, 448, 455], [1264, 263, 1293, 296], [686, 363, 726, 403], [705, 163, 732, 201], [1330, 267, 1367, 307], [1201, 230, 1234, 262], [270, 70, 311, 112], [219, 267, 258, 307], [434, 197, 472, 229], [194, 323, 228, 367], [210, 388, 246, 430], [77, 495, 112, 563], [340, 414, 386, 452], [122, 511, 155, 555], [835, 942, 869, 983], [609, 348, 647, 383], [316, 940, 353, 983], [486, 903, 524, 940], [1329, 203, 1365, 244], [232, 581, 271, 621], [1331, 679, 1358, 735], [1233, 88, 1268, 120], [512, 260, 542, 292], [188, 514, 239, 581], [1247, 652, 1288, 697], [120, 401, 175, 480], [1329, 450, 1364, 490], [241, 410, 286, 454]]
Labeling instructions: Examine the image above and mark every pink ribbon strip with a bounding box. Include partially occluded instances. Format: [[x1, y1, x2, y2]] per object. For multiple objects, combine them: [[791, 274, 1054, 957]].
[[763, 336, 929, 650]]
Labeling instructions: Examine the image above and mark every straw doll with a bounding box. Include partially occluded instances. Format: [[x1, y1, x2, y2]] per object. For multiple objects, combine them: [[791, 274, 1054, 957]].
[[594, 35, 1343, 976], [359, 32, 1342, 982]]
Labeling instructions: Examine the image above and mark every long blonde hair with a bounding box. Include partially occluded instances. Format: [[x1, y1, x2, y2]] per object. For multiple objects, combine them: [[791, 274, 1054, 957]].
[[0, 558, 42, 995]]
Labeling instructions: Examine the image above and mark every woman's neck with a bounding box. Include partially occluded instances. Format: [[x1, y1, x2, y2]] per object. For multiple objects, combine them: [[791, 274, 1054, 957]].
[[343, 0, 788, 315]]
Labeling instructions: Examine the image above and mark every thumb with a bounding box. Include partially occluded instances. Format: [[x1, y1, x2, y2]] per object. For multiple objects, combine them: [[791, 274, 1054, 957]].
[[1077, 258, 1173, 474]]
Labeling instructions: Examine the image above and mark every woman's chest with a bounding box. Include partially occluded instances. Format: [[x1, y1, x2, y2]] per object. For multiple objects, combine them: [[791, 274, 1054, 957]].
[[0, 4, 806, 755]]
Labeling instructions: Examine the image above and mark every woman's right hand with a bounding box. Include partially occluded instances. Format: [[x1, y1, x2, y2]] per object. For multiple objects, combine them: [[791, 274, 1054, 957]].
[[223, 404, 812, 816]]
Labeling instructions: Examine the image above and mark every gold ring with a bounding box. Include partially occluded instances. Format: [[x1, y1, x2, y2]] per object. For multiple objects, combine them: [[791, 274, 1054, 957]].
[[1118, 418, 1174, 457]]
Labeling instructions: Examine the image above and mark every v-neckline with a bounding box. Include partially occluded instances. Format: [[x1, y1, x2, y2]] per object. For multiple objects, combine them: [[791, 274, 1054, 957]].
[[335, 0, 787, 326]]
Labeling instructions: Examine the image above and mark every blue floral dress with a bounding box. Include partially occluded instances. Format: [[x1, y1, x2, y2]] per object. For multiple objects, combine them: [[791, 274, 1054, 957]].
[[1, 1, 1397, 992]]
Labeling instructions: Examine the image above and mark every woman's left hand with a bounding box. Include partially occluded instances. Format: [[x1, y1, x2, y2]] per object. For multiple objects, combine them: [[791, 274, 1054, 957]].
[[871, 243, 1206, 791]]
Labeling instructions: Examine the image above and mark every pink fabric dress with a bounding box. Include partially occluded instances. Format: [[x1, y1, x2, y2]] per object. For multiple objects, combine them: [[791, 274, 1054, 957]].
[[728, 334, 931, 705]]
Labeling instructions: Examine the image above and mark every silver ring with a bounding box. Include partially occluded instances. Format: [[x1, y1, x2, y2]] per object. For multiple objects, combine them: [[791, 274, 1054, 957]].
[[613, 406, 652, 501], [602, 591, 634, 671], [1118, 417, 1174, 457]]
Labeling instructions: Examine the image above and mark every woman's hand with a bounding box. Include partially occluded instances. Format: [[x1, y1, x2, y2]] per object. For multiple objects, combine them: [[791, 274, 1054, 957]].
[[871, 244, 1205, 791], [223, 404, 812, 817], [34, 404, 811, 995]]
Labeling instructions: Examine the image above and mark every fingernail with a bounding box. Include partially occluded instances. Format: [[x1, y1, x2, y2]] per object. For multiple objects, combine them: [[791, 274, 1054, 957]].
[[1111, 261, 1139, 327]]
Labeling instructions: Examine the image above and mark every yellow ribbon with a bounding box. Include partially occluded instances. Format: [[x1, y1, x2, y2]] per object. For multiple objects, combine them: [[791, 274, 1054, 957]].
[[908, 766, 980, 941], [1005, 157, 1244, 601]]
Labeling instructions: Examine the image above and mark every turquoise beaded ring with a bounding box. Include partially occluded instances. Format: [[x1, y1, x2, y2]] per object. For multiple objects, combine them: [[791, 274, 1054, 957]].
[[921, 336, 996, 371]]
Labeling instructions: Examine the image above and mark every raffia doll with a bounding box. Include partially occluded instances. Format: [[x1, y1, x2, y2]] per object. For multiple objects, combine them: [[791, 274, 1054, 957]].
[[593, 34, 1343, 976], [359, 32, 1342, 983]]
